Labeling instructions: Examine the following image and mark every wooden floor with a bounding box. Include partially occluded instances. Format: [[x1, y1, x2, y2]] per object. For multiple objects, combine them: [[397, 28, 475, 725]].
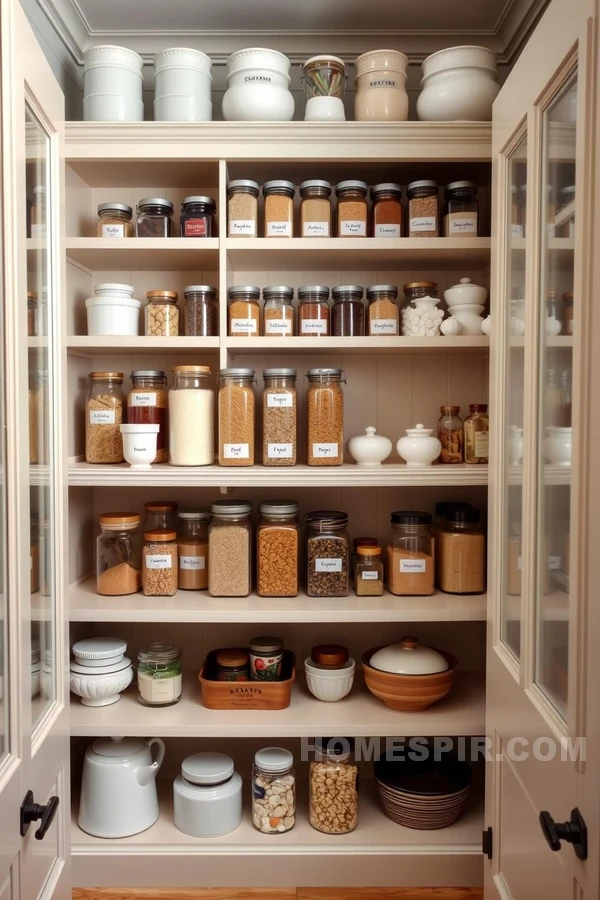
[[73, 888, 484, 900]]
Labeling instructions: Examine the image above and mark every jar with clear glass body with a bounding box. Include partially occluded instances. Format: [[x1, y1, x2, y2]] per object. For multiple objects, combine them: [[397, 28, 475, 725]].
[[298, 285, 330, 336], [184, 285, 218, 336], [145, 290, 179, 336], [263, 368, 297, 466], [306, 368, 345, 466], [178, 510, 210, 591], [331, 285, 365, 336], [351, 536, 377, 586], [144, 500, 178, 533], [257, 501, 299, 597], [180, 196, 217, 238], [436, 507, 485, 594], [96, 512, 142, 596], [443, 181, 479, 237], [85, 371, 124, 464], [309, 738, 358, 834], [367, 285, 398, 335], [355, 545, 383, 596], [438, 405, 464, 464], [306, 511, 350, 597], [387, 511, 434, 596], [252, 747, 296, 834], [263, 180, 295, 238], [464, 404, 489, 464], [143, 528, 178, 596], [136, 197, 174, 238], [169, 365, 214, 466], [227, 180, 259, 237], [128, 370, 168, 464], [407, 180, 439, 237], [218, 368, 256, 466], [336, 180, 368, 237], [97, 202, 133, 238], [137, 642, 182, 707], [27, 291, 38, 336], [263, 285, 295, 337], [371, 183, 402, 238], [208, 500, 253, 597], [300, 180, 332, 237], [401, 280, 439, 338], [228, 285, 261, 336]]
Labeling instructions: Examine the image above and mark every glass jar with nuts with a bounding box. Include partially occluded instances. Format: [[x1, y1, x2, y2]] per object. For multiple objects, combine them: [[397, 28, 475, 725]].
[[145, 290, 179, 336], [252, 747, 296, 834], [310, 737, 358, 834], [438, 405, 464, 464]]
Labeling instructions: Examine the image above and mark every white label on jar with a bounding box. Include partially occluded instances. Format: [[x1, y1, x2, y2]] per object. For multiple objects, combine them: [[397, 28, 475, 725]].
[[370, 319, 397, 334], [267, 393, 293, 408], [400, 559, 427, 573], [474, 432, 489, 458], [301, 319, 327, 334], [230, 220, 256, 236], [303, 221, 329, 237], [89, 409, 115, 425], [224, 442, 250, 459], [340, 220, 367, 236], [130, 391, 156, 407], [146, 554, 172, 569], [548, 555, 561, 570], [31, 224, 46, 238], [410, 216, 437, 233], [180, 555, 205, 570], [231, 318, 257, 333], [362, 570, 379, 580], [447, 215, 478, 235], [511, 224, 524, 238], [268, 442, 293, 458], [369, 78, 397, 88], [265, 318, 293, 335], [138, 670, 182, 704], [312, 442, 338, 457], [101, 223, 125, 238], [267, 221, 292, 237], [315, 558, 343, 572], [374, 223, 400, 238]]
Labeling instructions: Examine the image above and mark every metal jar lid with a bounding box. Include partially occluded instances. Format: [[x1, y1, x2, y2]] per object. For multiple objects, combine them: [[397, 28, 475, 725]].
[[250, 635, 284, 654], [181, 752, 234, 786], [306, 367, 343, 378], [98, 202, 133, 215], [445, 180, 477, 193], [254, 746, 294, 774], [88, 371, 123, 381], [227, 179, 259, 196], [229, 285, 261, 299], [263, 368, 297, 378], [184, 285, 217, 297], [182, 195, 216, 207], [219, 367, 255, 378], [146, 290, 178, 301], [137, 197, 174, 212], [263, 285, 294, 301], [131, 370, 166, 379], [298, 285, 330, 299], [336, 179, 368, 196], [211, 499, 252, 516], [263, 180, 295, 197], [371, 183, 402, 198], [259, 500, 299, 517], [299, 179, 331, 195], [366, 285, 398, 298], [178, 509, 211, 520], [407, 180, 438, 195], [332, 285, 364, 298], [390, 510, 432, 526], [138, 641, 180, 663]]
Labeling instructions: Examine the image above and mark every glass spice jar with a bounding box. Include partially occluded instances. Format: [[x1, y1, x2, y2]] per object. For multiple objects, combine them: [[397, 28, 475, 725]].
[[96, 512, 142, 596], [310, 737, 358, 834], [387, 511, 435, 596], [306, 511, 350, 597], [145, 290, 179, 336], [144, 500, 178, 533], [336, 180, 368, 237], [208, 500, 253, 597], [169, 365, 214, 467], [438, 405, 464, 464], [216, 649, 249, 682], [464, 404, 489, 464], [97, 202, 133, 238], [263, 285, 295, 337], [331, 285, 365, 336], [177, 509, 210, 590], [227, 180, 259, 237], [351, 536, 377, 586], [367, 284, 399, 335], [262, 368, 297, 466], [407, 180, 439, 237], [127, 370, 168, 464], [137, 642, 182, 707], [218, 368, 256, 466], [228, 285, 261, 336], [180, 195, 217, 238], [27, 291, 38, 336], [183, 285, 218, 336], [298, 285, 330, 336], [85, 371, 124, 464], [263, 180, 295, 238], [299, 180, 332, 237], [355, 545, 384, 596], [443, 181, 479, 237], [136, 197, 174, 238], [257, 501, 299, 597], [252, 747, 296, 834], [306, 368, 345, 466], [142, 528, 178, 597], [436, 507, 486, 594], [371, 183, 402, 238]]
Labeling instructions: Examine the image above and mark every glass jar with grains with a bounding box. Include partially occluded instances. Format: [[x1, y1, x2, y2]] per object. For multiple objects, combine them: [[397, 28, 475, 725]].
[[96, 512, 141, 596], [371, 183, 402, 238], [257, 501, 299, 597], [97, 202, 133, 238], [144, 500, 178, 533], [183, 285, 218, 337], [306, 511, 350, 597], [208, 500, 253, 597], [127, 370, 168, 464], [407, 180, 439, 237], [227, 180, 259, 237], [145, 290, 179, 336], [169, 365, 214, 467], [331, 285, 365, 336], [136, 197, 174, 238], [218, 368, 256, 466], [263, 180, 295, 238], [438, 405, 464, 464], [367, 284, 399, 335], [387, 511, 434, 596], [355, 545, 384, 596], [137, 642, 182, 707], [310, 737, 358, 834], [443, 181, 479, 237], [177, 509, 210, 591], [306, 367, 345, 466], [298, 285, 330, 336], [336, 180, 368, 237], [464, 403, 489, 464], [262, 285, 295, 337], [299, 180, 332, 237], [436, 507, 486, 594], [262, 368, 297, 466], [142, 528, 178, 597], [228, 285, 261, 337], [180, 195, 217, 238], [85, 371, 124, 464], [252, 747, 296, 834]]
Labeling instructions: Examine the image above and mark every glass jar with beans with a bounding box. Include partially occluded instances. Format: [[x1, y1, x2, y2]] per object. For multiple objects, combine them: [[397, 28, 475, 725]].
[[306, 511, 350, 597], [183, 285, 218, 336], [257, 501, 299, 597], [336, 180, 368, 237], [262, 368, 297, 466], [228, 285, 261, 337], [407, 180, 439, 237], [252, 747, 296, 834], [142, 528, 178, 597], [331, 285, 365, 336], [371, 183, 402, 238], [310, 738, 358, 834], [306, 367, 345, 466], [145, 290, 179, 336], [208, 500, 253, 597], [298, 285, 330, 336], [262, 285, 295, 337], [227, 180, 259, 237], [218, 368, 256, 466], [263, 180, 295, 238]]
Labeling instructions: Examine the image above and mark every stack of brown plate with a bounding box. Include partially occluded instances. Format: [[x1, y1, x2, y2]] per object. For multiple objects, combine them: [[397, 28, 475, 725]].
[[374, 752, 472, 830]]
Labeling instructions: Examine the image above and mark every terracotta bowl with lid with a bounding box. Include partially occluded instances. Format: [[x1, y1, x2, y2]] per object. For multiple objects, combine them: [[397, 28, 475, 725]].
[[362, 636, 456, 712]]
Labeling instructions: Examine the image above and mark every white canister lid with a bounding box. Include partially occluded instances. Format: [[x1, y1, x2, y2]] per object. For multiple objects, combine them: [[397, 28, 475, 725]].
[[72, 637, 127, 666], [369, 636, 448, 675], [90, 736, 146, 758], [255, 746, 294, 774], [181, 752, 234, 785], [70, 656, 131, 676], [94, 283, 135, 296]]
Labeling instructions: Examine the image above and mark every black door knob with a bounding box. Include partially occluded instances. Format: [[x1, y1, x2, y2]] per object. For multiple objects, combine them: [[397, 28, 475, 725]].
[[539, 807, 587, 860], [20, 790, 59, 840]]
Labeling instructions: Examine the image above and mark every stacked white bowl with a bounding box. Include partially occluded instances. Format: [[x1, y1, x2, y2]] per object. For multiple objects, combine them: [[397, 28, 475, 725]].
[[83, 45, 144, 122], [154, 48, 213, 122], [443, 276, 488, 335]]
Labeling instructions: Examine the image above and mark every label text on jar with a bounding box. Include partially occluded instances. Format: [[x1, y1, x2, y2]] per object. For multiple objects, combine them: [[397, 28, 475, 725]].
[[340, 220, 367, 236], [267, 393, 293, 408], [370, 319, 397, 334], [301, 319, 327, 334], [410, 216, 437, 233], [146, 554, 172, 569], [130, 392, 156, 407], [265, 319, 292, 334], [230, 220, 256, 236], [224, 443, 250, 459], [399, 559, 427, 573], [180, 556, 205, 570], [267, 443, 293, 458], [315, 558, 343, 572], [231, 318, 257, 333], [303, 222, 329, 236], [89, 409, 115, 425], [312, 443, 338, 457], [267, 221, 291, 236], [374, 223, 400, 238]]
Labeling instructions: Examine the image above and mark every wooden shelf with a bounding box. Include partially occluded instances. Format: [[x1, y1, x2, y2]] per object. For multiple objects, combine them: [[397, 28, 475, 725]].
[[65, 238, 219, 271], [69, 670, 485, 738], [69, 577, 487, 623], [227, 336, 490, 355], [67, 335, 220, 355]]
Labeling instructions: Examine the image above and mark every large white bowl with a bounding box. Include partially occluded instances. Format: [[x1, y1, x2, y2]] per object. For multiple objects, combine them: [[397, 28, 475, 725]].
[[70, 661, 133, 707], [304, 657, 355, 702], [418, 46, 499, 122]]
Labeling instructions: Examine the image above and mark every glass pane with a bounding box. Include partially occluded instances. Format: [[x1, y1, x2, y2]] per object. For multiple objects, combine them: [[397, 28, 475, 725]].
[[501, 133, 527, 660], [26, 104, 56, 727], [0, 57, 7, 763], [535, 75, 576, 718]]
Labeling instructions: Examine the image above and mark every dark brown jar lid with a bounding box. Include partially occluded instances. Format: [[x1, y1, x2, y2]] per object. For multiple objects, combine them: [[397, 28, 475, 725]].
[[311, 644, 349, 667], [216, 649, 249, 668]]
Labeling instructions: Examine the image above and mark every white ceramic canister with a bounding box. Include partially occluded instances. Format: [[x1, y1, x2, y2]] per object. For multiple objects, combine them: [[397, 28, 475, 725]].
[[354, 50, 409, 121], [222, 48, 295, 121], [417, 45, 499, 122], [83, 45, 144, 122], [347, 426, 392, 466], [86, 282, 141, 337], [174, 752, 243, 838], [153, 47, 213, 122], [396, 424, 442, 466]]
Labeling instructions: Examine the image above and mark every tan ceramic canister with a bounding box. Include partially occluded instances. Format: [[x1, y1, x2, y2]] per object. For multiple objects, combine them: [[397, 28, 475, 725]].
[[354, 50, 409, 121]]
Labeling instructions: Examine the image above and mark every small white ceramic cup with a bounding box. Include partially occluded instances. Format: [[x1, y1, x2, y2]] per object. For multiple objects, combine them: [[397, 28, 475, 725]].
[[120, 424, 160, 468]]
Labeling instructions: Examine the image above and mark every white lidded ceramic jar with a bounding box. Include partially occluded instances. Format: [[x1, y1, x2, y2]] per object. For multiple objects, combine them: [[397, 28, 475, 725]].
[[222, 48, 295, 121], [396, 424, 442, 466], [354, 49, 409, 121], [443, 276, 488, 308], [83, 45, 144, 122], [544, 426, 572, 466], [86, 282, 141, 337], [370, 636, 449, 674], [508, 425, 523, 466], [79, 736, 165, 838], [153, 47, 213, 122], [69, 657, 133, 706], [120, 423, 160, 469], [347, 426, 392, 466], [174, 752, 243, 838], [417, 45, 499, 122]]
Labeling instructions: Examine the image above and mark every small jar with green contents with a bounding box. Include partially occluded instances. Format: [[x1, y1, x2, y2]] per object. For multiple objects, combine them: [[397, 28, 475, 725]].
[[137, 642, 182, 707]]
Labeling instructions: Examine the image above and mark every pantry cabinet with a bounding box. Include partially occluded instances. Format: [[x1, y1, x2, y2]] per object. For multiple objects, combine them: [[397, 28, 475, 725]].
[[0, 0, 600, 896]]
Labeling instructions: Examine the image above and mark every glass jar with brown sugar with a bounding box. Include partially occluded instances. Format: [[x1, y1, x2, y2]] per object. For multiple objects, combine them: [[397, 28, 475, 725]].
[[336, 180, 368, 237], [300, 180, 332, 237], [436, 507, 485, 594], [371, 183, 402, 238], [263, 180, 295, 238], [298, 285, 330, 336]]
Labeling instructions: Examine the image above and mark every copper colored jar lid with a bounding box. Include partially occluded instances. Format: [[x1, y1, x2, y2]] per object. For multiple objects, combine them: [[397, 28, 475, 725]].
[[27, 291, 38, 299], [147, 290, 178, 301], [145, 500, 178, 512], [99, 511, 140, 525], [403, 281, 437, 291], [172, 364, 211, 375], [216, 649, 249, 668], [89, 371, 124, 381], [144, 528, 177, 541], [311, 644, 349, 667], [440, 405, 460, 414]]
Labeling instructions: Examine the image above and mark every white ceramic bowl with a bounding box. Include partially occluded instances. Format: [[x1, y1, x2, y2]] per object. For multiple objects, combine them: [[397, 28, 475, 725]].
[[120, 424, 160, 469], [83, 93, 144, 122], [304, 657, 355, 702], [544, 427, 572, 466], [222, 48, 294, 121], [70, 661, 133, 707], [305, 96, 345, 122], [417, 46, 499, 122], [154, 95, 212, 122], [422, 45, 497, 77], [444, 277, 488, 308]]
